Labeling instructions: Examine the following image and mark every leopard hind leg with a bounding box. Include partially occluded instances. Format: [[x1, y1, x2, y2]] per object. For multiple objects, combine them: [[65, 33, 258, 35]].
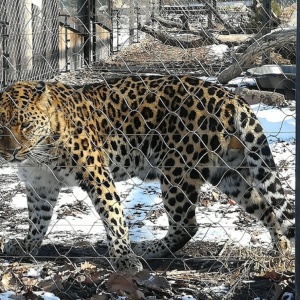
[[215, 167, 293, 254], [132, 167, 201, 258]]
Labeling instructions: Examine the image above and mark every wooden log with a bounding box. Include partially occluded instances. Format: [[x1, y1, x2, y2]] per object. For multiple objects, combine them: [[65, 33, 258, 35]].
[[139, 23, 255, 48], [150, 14, 184, 29], [149, 14, 217, 43], [217, 34, 254, 45], [138, 24, 214, 47]]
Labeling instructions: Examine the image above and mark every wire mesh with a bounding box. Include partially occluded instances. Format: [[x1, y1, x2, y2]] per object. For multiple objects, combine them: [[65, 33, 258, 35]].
[[0, 0, 296, 299]]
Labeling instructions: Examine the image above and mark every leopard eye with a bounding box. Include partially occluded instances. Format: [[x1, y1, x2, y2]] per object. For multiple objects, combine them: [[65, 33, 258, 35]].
[[21, 122, 31, 130]]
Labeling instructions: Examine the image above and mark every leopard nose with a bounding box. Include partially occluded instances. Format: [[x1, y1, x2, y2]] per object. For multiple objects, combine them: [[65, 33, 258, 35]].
[[5, 147, 21, 156]]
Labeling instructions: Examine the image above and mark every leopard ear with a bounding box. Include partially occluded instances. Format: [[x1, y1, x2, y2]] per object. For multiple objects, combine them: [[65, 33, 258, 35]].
[[35, 81, 46, 94], [34, 81, 52, 110]]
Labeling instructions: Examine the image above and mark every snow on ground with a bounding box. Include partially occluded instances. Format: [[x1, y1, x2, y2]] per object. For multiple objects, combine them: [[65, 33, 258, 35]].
[[0, 103, 295, 254], [252, 104, 295, 142], [0, 292, 60, 300]]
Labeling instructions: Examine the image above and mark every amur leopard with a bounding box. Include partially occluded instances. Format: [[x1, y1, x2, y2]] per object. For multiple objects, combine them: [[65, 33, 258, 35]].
[[0, 75, 294, 273]]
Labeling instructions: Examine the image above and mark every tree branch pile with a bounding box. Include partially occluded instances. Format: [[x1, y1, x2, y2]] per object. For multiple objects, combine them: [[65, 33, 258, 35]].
[[217, 27, 296, 83]]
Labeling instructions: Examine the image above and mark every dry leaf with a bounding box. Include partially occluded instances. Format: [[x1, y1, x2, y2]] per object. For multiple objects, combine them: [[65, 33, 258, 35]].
[[134, 270, 170, 291], [2, 271, 23, 292], [76, 274, 86, 283], [106, 272, 138, 294], [133, 270, 151, 283], [199, 199, 212, 207], [106, 272, 144, 299], [57, 262, 75, 273], [263, 270, 285, 281], [21, 277, 38, 288], [83, 270, 108, 285], [37, 275, 64, 293], [0, 237, 4, 252], [23, 290, 39, 300], [81, 261, 96, 270]]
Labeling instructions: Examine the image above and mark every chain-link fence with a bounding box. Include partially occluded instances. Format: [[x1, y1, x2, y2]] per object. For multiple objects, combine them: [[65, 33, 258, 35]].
[[0, 0, 296, 299]]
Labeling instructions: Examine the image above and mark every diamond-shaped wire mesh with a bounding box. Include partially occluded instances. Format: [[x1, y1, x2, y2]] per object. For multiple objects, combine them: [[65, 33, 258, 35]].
[[0, 0, 296, 299]]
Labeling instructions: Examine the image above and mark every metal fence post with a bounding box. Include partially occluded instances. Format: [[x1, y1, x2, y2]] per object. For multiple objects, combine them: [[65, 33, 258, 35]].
[[91, 0, 96, 62], [1, 21, 9, 87], [295, 4, 300, 299], [60, 13, 71, 72], [262, 0, 271, 64], [78, 0, 91, 65]]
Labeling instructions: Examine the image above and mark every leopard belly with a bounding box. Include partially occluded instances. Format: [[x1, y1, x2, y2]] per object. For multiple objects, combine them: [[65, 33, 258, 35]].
[[108, 140, 160, 182]]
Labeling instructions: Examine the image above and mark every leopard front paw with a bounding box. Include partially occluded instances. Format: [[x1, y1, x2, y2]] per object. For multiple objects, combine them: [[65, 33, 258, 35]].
[[276, 236, 292, 256], [3, 239, 40, 256], [111, 253, 143, 274]]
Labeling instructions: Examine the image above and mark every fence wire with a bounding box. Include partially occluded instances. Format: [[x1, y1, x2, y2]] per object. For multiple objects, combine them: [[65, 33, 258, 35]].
[[0, 0, 296, 299]]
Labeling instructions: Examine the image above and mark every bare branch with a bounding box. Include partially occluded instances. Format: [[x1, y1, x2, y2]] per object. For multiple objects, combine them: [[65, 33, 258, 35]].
[[217, 27, 296, 83]]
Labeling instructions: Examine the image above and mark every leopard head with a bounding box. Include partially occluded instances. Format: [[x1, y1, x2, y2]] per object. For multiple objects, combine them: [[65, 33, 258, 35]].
[[0, 81, 57, 163]]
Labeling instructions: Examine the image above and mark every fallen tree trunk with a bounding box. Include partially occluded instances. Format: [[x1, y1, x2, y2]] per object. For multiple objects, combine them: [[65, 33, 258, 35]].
[[150, 14, 184, 29], [149, 14, 218, 43], [139, 24, 251, 47], [217, 34, 254, 45], [217, 27, 296, 84], [138, 24, 215, 47]]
